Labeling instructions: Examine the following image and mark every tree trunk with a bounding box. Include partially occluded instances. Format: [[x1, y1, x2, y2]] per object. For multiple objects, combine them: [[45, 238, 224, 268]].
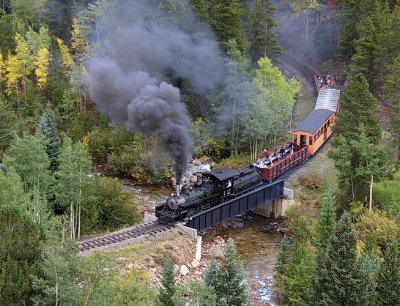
[[55, 281, 59, 306], [78, 203, 81, 239], [75, 203, 78, 239], [306, 11, 309, 42], [369, 174, 373, 211], [70, 203, 74, 240], [232, 62, 238, 156]]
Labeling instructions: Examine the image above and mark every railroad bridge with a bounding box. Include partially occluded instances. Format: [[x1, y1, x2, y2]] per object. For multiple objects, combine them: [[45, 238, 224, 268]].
[[185, 180, 294, 231]]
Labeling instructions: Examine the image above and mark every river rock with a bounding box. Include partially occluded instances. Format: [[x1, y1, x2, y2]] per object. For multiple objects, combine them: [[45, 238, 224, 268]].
[[180, 265, 189, 276], [277, 226, 289, 234], [262, 222, 279, 232], [173, 264, 180, 275]]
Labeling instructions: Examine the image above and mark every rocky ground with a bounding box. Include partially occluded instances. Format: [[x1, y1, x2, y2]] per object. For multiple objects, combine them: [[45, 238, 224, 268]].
[[85, 227, 227, 287]]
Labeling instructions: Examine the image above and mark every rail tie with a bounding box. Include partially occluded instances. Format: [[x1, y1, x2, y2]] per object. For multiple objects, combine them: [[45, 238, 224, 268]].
[[77, 221, 174, 253]]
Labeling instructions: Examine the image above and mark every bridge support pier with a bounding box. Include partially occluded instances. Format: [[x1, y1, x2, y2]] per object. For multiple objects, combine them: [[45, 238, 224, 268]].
[[251, 188, 295, 219]]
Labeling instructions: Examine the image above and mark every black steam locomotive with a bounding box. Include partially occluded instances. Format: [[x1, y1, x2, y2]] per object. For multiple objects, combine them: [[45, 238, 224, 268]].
[[155, 167, 261, 224]]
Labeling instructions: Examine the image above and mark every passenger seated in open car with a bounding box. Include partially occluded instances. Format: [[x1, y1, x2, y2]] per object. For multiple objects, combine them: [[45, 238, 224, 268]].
[[279, 147, 285, 158], [286, 141, 294, 154], [263, 149, 271, 158]]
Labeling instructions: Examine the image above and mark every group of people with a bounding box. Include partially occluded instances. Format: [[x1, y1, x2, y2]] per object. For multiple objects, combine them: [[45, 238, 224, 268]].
[[261, 141, 294, 166], [317, 75, 335, 89]]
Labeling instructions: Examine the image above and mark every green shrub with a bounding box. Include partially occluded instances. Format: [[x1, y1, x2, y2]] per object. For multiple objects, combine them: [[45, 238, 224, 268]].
[[88, 127, 112, 163], [82, 177, 141, 233], [113, 269, 157, 305], [356, 210, 400, 254], [107, 143, 147, 179], [98, 177, 141, 229], [297, 172, 324, 190], [146, 153, 173, 185], [373, 172, 400, 219]]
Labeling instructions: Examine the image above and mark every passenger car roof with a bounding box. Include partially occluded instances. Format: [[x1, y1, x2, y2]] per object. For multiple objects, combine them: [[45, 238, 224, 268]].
[[293, 109, 334, 134], [207, 167, 237, 181]]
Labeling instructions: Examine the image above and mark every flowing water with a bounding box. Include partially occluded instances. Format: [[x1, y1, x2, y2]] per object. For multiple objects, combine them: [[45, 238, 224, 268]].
[[204, 213, 282, 306], [122, 182, 282, 306]]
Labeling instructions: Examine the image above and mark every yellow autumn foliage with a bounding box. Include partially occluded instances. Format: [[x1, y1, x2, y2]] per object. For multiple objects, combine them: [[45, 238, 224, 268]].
[[57, 37, 74, 68], [5, 33, 35, 92], [34, 48, 49, 88]]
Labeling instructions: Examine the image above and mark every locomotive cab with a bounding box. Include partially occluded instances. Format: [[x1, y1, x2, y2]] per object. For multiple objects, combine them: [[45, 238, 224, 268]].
[[204, 168, 238, 197]]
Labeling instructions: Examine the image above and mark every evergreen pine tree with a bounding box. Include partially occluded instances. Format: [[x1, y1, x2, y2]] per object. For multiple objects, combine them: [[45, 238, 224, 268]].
[[187, 280, 217, 306], [383, 54, 400, 158], [280, 242, 315, 304], [249, 0, 281, 61], [311, 213, 372, 305], [330, 124, 380, 206], [310, 195, 336, 304], [333, 73, 380, 145], [159, 259, 177, 306], [376, 240, 400, 305], [38, 104, 60, 172], [209, 0, 247, 52], [275, 235, 291, 276], [0, 205, 44, 305], [0, 99, 22, 156], [337, 0, 377, 63], [214, 238, 247, 306], [349, 17, 380, 89], [315, 194, 336, 252], [205, 255, 218, 289]]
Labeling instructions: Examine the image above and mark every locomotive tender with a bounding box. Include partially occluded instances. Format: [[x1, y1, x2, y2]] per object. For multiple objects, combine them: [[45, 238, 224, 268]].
[[156, 75, 340, 224]]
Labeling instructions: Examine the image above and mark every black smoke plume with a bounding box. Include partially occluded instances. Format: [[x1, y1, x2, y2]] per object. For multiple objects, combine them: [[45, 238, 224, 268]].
[[87, 0, 225, 183]]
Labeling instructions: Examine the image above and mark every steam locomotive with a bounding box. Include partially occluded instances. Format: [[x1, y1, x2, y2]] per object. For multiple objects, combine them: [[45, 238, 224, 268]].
[[156, 167, 261, 224]]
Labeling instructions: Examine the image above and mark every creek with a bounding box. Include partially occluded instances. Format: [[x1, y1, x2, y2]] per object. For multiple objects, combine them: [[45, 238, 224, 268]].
[[122, 182, 282, 306]]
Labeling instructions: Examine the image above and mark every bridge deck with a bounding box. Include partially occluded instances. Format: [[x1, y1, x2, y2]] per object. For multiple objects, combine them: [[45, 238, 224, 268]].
[[186, 180, 284, 231]]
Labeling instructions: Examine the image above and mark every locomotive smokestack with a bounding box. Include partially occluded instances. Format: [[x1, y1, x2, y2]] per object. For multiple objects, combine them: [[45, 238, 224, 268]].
[[175, 165, 181, 196]]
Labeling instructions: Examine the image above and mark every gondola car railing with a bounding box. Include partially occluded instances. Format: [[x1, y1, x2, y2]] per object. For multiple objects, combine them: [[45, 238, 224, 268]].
[[257, 146, 309, 182]]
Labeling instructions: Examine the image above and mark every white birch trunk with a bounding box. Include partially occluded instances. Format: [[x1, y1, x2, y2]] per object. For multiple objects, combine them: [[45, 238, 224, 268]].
[[70, 203, 74, 240], [369, 174, 374, 211]]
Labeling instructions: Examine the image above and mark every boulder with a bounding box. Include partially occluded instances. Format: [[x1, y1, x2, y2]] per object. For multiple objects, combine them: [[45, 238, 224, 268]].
[[180, 265, 189, 276], [173, 264, 180, 275]]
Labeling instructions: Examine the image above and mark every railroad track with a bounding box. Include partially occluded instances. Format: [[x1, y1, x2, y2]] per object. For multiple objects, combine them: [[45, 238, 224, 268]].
[[280, 52, 319, 88], [77, 221, 174, 253]]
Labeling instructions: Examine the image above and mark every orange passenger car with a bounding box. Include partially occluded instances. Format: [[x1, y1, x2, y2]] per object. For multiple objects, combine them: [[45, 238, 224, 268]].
[[292, 109, 336, 155], [293, 83, 340, 156]]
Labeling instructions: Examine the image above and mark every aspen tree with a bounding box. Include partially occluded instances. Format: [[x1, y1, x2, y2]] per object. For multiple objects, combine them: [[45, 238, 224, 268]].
[[34, 47, 49, 88]]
